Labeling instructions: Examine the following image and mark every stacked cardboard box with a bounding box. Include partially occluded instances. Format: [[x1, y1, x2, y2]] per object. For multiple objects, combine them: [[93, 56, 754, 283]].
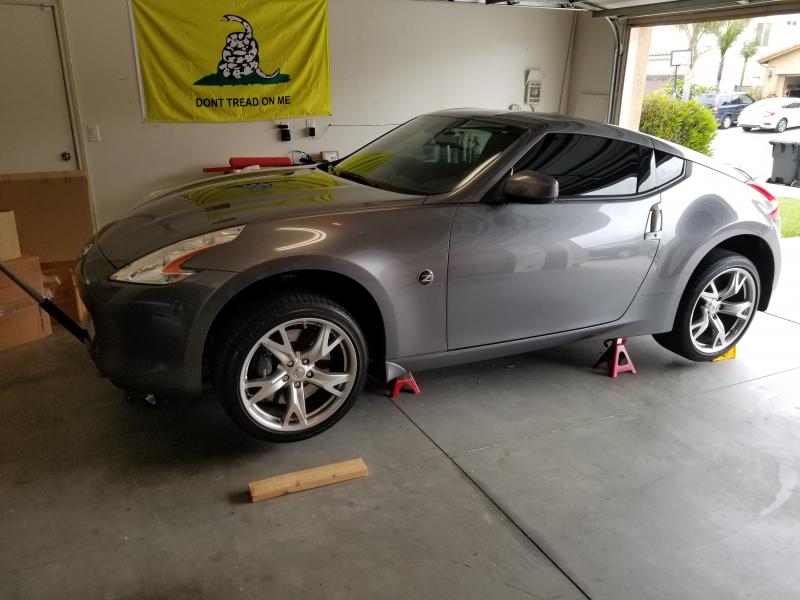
[[42, 261, 87, 324], [0, 210, 21, 261], [0, 211, 52, 352], [0, 256, 53, 352]]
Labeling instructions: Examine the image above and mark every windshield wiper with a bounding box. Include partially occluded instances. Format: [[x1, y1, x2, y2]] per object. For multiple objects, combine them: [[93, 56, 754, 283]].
[[333, 170, 373, 186]]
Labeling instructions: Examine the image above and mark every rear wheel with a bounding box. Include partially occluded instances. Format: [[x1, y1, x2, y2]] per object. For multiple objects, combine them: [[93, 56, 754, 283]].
[[213, 292, 368, 442], [776, 118, 788, 133], [720, 114, 732, 129], [653, 250, 760, 362]]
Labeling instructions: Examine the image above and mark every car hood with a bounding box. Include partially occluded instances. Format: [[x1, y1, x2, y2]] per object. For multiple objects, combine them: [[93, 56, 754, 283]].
[[96, 166, 426, 267]]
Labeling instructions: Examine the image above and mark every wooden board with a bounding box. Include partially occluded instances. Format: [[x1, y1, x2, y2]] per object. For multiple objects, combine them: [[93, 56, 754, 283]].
[[249, 458, 368, 503]]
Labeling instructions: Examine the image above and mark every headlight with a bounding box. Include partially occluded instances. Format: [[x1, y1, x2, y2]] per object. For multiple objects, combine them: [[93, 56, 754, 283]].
[[110, 226, 245, 285]]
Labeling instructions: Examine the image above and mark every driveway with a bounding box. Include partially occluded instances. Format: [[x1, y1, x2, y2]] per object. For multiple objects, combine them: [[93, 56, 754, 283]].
[[712, 125, 800, 182]]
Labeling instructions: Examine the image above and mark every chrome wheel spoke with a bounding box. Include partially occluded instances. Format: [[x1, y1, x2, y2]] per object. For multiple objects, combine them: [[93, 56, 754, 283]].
[[709, 314, 728, 350], [261, 325, 296, 365], [244, 368, 288, 405], [700, 281, 719, 302], [691, 308, 710, 340], [310, 371, 353, 397], [718, 300, 753, 320], [717, 271, 746, 300], [283, 384, 308, 427], [303, 323, 343, 365]]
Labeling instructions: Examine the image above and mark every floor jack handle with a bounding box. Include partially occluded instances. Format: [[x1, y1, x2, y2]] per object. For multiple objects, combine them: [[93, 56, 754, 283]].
[[0, 260, 89, 343]]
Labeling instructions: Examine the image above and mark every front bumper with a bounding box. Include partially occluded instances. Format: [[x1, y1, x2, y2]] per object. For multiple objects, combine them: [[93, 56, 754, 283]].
[[76, 242, 238, 398]]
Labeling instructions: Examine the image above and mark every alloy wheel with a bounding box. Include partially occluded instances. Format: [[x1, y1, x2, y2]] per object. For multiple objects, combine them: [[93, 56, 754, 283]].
[[689, 267, 756, 355], [238, 318, 358, 432], [777, 119, 788, 133], [721, 115, 731, 129]]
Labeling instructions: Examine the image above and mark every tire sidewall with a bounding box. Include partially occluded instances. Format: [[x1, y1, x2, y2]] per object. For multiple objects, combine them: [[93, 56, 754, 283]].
[[217, 300, 368, 442], [721, 115, 732, 129], [673, 254, 760, 362]]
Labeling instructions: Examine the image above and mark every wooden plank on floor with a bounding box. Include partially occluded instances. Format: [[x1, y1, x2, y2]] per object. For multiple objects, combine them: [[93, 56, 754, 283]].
[[249, 458, 368, 503]]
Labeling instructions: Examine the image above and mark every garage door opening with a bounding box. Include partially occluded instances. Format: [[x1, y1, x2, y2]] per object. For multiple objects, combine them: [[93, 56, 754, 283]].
[[616, 11, 800, 187]]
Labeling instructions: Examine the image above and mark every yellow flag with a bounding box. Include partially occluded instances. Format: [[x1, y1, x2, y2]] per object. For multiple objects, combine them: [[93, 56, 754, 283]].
[[131, 0, 331, 122]]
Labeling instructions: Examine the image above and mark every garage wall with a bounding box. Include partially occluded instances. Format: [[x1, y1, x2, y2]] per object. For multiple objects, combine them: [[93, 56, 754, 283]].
[[59, 0, 574, 226], [564, 12, 616, 122]]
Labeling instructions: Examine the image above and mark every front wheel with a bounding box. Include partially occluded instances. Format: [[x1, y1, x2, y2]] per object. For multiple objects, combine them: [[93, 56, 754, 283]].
[[776, 118, 788, 133], [653, 250, 760, 362], [213, 292, 368, 442]]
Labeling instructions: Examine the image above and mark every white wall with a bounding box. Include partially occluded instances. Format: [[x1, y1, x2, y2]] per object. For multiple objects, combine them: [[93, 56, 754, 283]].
[[59, 0, 574, 226]]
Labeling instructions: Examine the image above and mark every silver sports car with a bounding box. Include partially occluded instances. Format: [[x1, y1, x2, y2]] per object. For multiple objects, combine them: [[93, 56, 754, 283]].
[[77, 110, 782, 441]]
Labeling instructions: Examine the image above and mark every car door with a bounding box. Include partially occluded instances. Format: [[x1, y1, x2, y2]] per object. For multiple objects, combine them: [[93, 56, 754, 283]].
[[446, 132, 661, 349]]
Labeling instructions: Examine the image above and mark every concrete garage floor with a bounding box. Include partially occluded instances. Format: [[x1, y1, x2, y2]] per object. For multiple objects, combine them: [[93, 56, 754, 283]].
[[2, 240, 799, 600]]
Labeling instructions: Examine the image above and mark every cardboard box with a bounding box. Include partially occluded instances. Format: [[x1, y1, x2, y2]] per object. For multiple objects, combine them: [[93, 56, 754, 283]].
[[0, 255, 44, 307], [0, 210, 21, 261], [42, 260, 86, 325], [0, 304, 52, 352], [0, 171, 94, 263], [0, 255, 51, 352]]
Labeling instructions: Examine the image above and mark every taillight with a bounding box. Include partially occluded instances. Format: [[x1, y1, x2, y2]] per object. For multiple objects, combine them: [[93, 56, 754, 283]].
[[748, 182, 780, 218], [712, 105, 718, 112]]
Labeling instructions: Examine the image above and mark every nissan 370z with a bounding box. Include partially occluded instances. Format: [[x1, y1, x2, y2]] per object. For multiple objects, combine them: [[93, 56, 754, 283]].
[[77, 110, 781, 441]]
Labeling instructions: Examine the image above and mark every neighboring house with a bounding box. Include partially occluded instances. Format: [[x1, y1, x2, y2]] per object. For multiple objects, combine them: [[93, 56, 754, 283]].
[[759, 43, 800, 97]]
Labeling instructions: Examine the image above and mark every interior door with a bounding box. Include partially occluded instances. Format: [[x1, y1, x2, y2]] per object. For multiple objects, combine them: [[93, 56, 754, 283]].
[[0, 3, 76, 174], [447, 132, 660, 349]]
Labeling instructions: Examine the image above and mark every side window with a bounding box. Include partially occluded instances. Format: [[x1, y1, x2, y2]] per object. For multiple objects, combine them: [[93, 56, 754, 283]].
[[740, 95, 754, 105], [654, 151, 685, 186], [721, 95, 734, 106], [518, 133, 640, 197]]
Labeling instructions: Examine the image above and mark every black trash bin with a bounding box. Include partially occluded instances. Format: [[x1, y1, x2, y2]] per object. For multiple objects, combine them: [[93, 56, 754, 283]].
[[767, 140, 800, 187]]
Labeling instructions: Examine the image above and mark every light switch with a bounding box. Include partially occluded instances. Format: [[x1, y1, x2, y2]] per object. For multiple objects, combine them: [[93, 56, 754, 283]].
[[87, 125, 101, 143]]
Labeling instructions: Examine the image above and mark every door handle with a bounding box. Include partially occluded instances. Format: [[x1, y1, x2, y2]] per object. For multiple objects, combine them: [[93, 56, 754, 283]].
[[644, 204, 662, 240]]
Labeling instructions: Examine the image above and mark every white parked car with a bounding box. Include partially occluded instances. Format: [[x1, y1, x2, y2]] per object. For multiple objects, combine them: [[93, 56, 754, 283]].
[[738, 97, 800, 132]]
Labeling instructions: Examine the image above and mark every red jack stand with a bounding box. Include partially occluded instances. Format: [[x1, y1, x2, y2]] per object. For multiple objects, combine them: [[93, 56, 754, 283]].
[[594, 337, 637, 378], [389, 372, 420, 399]]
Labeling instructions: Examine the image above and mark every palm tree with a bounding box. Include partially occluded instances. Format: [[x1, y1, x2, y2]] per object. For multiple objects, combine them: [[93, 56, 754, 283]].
[[676, 23, 714, 98], [739, 39, 760, 88], [707, 20, 750, 89]]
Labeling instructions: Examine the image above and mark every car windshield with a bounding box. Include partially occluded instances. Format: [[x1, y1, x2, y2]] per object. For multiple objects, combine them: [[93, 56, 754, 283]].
[[325, 115, 524, 195]]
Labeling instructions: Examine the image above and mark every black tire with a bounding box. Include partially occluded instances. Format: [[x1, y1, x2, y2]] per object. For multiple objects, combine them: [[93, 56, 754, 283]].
[[653, 249, 760, 362], [213, 292, 368, 442], [776, 118, 788, 133], [742, 126, 753, 132], [720, 115, 732, 129]]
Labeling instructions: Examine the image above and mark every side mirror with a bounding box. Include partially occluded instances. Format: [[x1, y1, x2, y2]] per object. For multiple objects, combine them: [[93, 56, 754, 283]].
[[502, 170, 559, 203]]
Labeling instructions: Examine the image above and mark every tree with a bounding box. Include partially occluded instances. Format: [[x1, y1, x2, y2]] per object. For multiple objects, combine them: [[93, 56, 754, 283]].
[[676, 23, 714, 99], [739, 39, 760, 88], [707, 20, 750, 89]]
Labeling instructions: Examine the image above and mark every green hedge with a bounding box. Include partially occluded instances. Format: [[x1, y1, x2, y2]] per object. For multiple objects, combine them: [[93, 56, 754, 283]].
[[639, 94, 718, 156]]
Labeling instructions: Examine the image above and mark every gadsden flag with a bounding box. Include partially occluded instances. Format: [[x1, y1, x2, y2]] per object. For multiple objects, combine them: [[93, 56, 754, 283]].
[[131, 0, 331, 122]]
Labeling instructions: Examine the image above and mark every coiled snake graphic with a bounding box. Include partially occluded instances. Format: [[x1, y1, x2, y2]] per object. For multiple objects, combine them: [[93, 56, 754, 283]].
[[217, 15, 280, 80]]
